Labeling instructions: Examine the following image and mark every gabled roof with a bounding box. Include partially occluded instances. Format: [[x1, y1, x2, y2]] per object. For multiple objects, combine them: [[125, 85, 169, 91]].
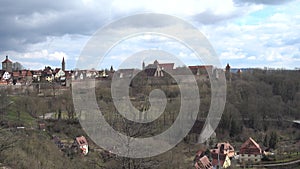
[[159, 63, 174, 70], [211, 142, 234, 155], [26, 70, 32, 76], [188, 65, 213, 75], [54, 68, 61, 74], [76, 136, 88, 146], [240, 137, 262, 155], [2, 56, 12, 63], [241, 137, 260, 149], [194, 151, 213, 169], [145, 61, 175, 70], [21, 70, 27, 76], [145, 64, 158, 69], [195, 156, 212, 169]]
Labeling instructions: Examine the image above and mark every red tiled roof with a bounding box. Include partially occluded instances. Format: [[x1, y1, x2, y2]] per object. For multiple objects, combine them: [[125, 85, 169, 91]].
[[194, 151, 212, 169], [13, 71, 20, 77], [159, 63, 174, 70], [54, 68, 61, 73], [2, 57, 12, 63], [240, 137, 262, 155], [195, 156, 212, 169], [26, 70, 32, 76], [0, 81, 7, 84], [76, 136, 88, 146]]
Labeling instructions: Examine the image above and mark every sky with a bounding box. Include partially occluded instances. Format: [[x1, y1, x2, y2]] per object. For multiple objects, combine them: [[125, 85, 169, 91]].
[[0, 0, 300, 70]]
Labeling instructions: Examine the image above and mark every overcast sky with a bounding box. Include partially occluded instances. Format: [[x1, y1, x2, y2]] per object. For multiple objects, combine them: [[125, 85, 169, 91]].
[[0, 0, 299, 70]]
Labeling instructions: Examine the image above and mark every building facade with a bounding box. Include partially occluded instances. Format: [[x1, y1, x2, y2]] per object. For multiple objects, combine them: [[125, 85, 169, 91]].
[[210, 142, 235, 168], [2, 56, 12, 72], [239, 137, 262, 163]]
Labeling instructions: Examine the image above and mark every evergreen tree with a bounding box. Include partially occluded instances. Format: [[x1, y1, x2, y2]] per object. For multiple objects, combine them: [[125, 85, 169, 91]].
[[229, 120, 239, 137], [263, 134, 269, 147], [269, 131, 278, 149]]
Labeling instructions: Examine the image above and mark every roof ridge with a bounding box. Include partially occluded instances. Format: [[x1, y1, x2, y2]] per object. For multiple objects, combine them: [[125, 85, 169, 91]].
[[249, 137, 261, 149]]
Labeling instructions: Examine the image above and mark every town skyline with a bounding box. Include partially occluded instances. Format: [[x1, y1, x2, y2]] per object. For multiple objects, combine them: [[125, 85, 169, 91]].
[[1, 55, 300, 72], [0, 1, 299, 169], [0, 0, 299, 70]]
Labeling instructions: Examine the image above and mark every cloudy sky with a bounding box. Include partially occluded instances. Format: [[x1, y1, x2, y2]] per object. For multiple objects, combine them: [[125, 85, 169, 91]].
[[0, 0, 299, 70]]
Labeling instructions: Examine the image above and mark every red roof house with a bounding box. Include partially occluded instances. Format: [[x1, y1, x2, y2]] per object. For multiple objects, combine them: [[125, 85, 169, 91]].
[[75, 136, 89, 155], [239, 137, 262, 163], [210, 142, 234, 168], [2, 56, 13, 72], [240, 137, 262, 155], [158, 63, 174, 70], [194, 151, 213, 169]]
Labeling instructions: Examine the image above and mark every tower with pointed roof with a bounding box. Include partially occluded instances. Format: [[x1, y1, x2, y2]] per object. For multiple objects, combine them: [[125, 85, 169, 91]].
[[62, 57, 65, 71], [2, 55, 13, 72], [142, 61, 145, 70], [225, 63, 231, 83]]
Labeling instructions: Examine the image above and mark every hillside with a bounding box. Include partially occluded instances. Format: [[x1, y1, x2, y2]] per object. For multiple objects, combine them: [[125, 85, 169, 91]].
[[0, 68, 300, 168]]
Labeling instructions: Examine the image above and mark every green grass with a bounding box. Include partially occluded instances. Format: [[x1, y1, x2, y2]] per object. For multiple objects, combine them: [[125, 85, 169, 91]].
[[3, 97, 37, 127], [5, 110, 36, 126]]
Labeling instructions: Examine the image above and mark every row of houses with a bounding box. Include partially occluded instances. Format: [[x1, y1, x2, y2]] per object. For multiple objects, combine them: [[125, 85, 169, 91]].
[[1, 56, 233, 87], [0, 56, 112, 86], [194, 137, 263, 169]]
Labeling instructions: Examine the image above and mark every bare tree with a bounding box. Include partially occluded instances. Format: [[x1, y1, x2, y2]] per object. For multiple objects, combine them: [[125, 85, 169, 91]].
[[0, 129, 19, 158], [0, 90, 10, 120]]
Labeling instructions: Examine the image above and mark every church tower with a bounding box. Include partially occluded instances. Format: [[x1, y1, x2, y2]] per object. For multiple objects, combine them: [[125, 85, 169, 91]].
[[225, 63, 231, 83], [62, 57, 65, 71], [2, 55, 12, 72], [142, 61, 145, 70]]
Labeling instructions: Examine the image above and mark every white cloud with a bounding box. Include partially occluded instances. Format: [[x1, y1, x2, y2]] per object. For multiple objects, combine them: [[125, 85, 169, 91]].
[[8, 50, 68, 61], [178, 52, 188, 58], [1, 0, 300, 69], [200, 1, 300, 68], [220, 52, 246, 60], [21, 62, 46, 70], [218, 47, 247, 59], [269, 13, 289, 23], [247, 56, 257, 60], [15, 11, 59, 28], [22, 50, 49, 59], [111, 0, 238, 18], [49, 51, 68, 61]]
